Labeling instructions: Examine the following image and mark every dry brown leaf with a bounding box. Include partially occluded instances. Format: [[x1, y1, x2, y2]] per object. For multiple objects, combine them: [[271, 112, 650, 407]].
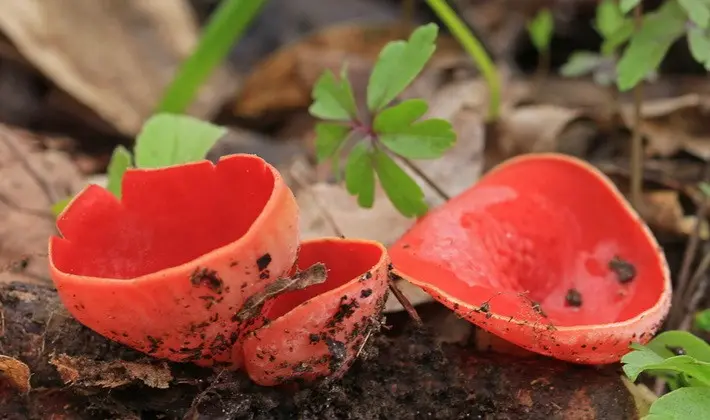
[[620, 94, 710, 159], [233, 22, 468, 118], [639, 190, 687, 237], [0, 0, 237, 136], [50, 354, 172, 389], [0, 124, 85, 285], [0, 355, 30, 394]]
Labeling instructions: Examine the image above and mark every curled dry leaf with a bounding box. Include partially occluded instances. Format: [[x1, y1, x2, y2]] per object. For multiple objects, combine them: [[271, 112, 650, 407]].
[[0, 124, 84, 285], [0, 0, 236, 136], [0, 355, 30, 394], [620, 94, 710, 160], [50, 354, 172, 389]]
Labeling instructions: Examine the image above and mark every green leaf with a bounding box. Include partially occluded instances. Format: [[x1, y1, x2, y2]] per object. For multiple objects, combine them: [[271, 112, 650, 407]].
[[700, 181, 710, 196], [595, 0, 627, 39], [679, 0, 710, 29], [157, 0, 267, 113], [367, 23, 438, 112], [644, 388, 710, 420], [688, 27, 710, 70], [373, 99, 429, 132], [309, 67, 358, 121], [379, 119, 456, 159], [601, 20, 635, 55], [106, 145, 133, 199], [345, 142, 375, 208], [646, 331, 710, 362], [372, 149, 427, 217], [51, 197, 72, 217], [527, 9, 554, 52], [560, 51, 603, 77], [314, 123, 350, 162], [616, 1, 687, 91], [696, 309, 710, 332], [622, 345, 710, 385], [133, 113, 227, 168], [620, 0, 642, 14]]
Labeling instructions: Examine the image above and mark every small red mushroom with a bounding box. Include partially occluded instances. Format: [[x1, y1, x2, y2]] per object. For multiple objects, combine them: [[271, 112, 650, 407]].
[[242, 237, 390, 386], [48, 154, 299, 367], [389, 153, 671, 364]]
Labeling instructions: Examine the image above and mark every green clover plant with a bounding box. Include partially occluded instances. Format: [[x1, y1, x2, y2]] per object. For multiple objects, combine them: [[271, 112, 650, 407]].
[[309, 23, 456, 218], [623, 331, 710, 418], [52, 113, 226, 216], [527, 8, 555, 82]]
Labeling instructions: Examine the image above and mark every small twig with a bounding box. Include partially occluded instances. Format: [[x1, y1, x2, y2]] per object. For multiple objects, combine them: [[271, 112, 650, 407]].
[[677, 249, 710, 327], [679, 271, 709, 331], [398, 157, 451, 201], [629, 3, 644, 210], [668, 163, 710, 328], [388, 272, 423, 326], [533, 49, 550, 96]]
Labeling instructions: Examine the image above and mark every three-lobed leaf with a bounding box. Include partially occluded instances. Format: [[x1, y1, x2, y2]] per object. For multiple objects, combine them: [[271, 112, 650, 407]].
[[595, 0, 627, 39], [373, 99, 429, 131], [106, 145, 133, 198], [379, 119, 456, 159], [345, 142, 375, 208], [372, 149, 428, 217], [134, 113, 227, 168], [644, 387, 710, 420], [367, 23, 438, 112], [688, 27, 710, 70], [309, 67, 358, 121], [616, 1, 687, 91], [527, 8, 554, 52], [646, 331, 710, 362]]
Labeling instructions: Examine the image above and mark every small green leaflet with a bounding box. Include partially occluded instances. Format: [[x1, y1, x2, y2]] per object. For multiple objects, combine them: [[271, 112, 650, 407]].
[[695, 309, 710, 332], [527, 8, 554, 52], [619, 0, 642, 14], [622, 344, 710, 386], [314, 123, 350, 162], [51, 197, 72, 217], [595, 0, 627, 39], [560, 51, 603, 77], [373, 99, 456, 159], [345, 143, 375, 208], [367, 23, 438, 112], [372, 149, 427, 217], [688, 27, 710, 70], [646, 331, 710, 362], [616, 1, 687, 91], [309, 67, 358, 121], [679, 0, 710, 29], [133, 113, 227, 168], [106, 145, 133, 199], [644, 388, 710, 420]]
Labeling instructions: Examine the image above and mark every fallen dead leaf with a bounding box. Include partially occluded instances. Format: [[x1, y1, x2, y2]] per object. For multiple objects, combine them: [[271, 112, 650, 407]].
[[0, 355, 30, 394], [50, 354, 172, 389], [0, 124, 85, 285], [620, 94, 710, 160], [233, 22, 469, 119], [0, 0, 237, 136]]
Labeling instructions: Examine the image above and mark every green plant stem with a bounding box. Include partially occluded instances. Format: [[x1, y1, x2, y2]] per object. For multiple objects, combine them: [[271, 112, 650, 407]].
[[424, 0, 501, 121], [629, 3, 644, 210], [533, 49, 550, 96], [156, 0, 267, 114]]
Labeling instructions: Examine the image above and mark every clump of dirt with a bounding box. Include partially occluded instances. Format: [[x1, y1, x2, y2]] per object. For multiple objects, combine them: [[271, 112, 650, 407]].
[[1, 281, 637, 419]]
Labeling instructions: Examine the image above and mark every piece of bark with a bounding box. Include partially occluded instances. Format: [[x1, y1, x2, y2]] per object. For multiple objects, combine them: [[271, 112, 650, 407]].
[[0, 281, 638, 419]]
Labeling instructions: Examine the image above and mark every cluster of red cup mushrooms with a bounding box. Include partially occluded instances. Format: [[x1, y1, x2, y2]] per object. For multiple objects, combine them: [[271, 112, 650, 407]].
[[48, 152, 672, 386]]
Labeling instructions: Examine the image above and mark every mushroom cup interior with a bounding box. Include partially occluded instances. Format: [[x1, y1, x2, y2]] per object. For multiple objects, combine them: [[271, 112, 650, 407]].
[[51, 155, 276, 279], [391, 155, 669, 328], [263, 239, 384, 320]]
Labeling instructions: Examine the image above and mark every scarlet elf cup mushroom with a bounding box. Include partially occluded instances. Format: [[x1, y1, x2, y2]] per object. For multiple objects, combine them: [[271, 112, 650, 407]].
[[389, 153, 672, 364], [48, 154, 299, 367]]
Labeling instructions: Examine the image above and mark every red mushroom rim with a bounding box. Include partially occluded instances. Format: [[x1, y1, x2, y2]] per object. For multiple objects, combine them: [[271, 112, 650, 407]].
[[49, 154, 290, 281], [390, 153, 671, 361]]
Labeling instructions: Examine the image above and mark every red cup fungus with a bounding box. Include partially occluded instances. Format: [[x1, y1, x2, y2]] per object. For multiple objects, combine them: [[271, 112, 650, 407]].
[[389, 153, 672, 364], [242, 237, 390, 386], [49, 154, 299, 367]]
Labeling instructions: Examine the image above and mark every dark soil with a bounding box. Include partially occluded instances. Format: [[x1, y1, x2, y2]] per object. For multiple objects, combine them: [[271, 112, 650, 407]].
[[0, 281, 637, 420]]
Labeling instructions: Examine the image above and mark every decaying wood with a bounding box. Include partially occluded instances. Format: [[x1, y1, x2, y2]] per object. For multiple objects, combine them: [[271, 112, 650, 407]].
[[0, 281, 638, 420]]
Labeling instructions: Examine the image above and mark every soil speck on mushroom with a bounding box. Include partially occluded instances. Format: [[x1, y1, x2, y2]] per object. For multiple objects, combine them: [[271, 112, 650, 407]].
[[531, 301, 547, 317], [257, 253, 272, 271], [565, 289, 583, 307], [608, 256, 636, 284], [189, 267, 223, 294]]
